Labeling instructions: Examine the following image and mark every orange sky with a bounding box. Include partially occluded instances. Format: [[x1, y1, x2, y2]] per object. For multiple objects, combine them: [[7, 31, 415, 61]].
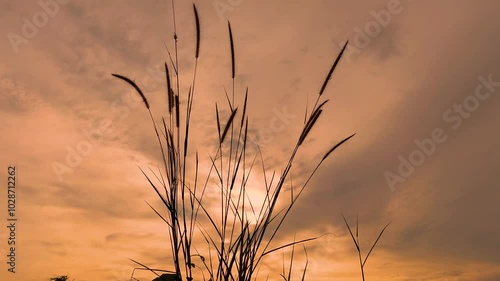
[[1, 1, 500, 281]]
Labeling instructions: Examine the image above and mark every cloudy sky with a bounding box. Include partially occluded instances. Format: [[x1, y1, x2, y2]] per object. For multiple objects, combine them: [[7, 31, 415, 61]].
[[1, 0, 499, 280]]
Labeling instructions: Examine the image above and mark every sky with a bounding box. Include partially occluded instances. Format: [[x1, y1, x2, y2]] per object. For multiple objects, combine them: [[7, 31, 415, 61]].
[[1, 0, 499, 280]]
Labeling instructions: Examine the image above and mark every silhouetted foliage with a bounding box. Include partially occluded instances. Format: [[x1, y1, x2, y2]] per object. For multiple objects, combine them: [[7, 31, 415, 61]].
[[49, 275, 71, 281]]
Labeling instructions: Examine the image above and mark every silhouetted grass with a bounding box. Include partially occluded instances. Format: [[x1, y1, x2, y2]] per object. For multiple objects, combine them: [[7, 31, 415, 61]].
[[110, 2, 366, 281], [342, 214, 391, 281]]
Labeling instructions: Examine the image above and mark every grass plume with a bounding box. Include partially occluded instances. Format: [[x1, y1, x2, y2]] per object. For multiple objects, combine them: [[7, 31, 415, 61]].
[[111, 73, 150, 109], [228, 21, 235, 79]]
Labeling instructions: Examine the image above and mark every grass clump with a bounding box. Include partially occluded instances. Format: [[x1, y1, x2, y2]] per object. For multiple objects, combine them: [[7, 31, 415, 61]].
[[111, 2, 357, 280], [49, 275, 73, 281]]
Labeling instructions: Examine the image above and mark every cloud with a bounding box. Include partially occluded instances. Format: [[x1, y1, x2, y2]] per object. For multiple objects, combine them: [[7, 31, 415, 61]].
[[2, 1, 500, 280]]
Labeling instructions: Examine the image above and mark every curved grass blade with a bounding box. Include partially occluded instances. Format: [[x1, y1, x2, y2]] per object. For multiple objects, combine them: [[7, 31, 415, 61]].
[[145, 201, 172, 227], [111, 73, 150, 109], [127, 258, 175, 278], [322, 133, 356, 161], [301, 245, 309, 281], [262, 236, 318, 257], [362, 222, 391, 267]]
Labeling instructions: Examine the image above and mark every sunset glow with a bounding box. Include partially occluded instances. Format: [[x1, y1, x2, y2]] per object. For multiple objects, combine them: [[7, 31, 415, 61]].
[[1, 1, 499, 281]]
